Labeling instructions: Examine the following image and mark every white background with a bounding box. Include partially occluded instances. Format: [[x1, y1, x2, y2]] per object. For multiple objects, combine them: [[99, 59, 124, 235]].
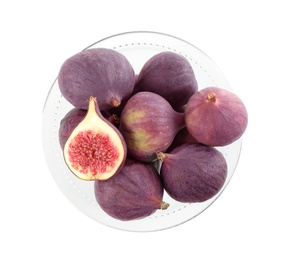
[[1, 0, 287, 259]]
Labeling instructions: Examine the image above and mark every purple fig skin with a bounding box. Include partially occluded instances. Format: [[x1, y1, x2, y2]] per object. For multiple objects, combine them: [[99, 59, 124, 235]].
[[159, 143, 227, 203], [58, 48, 135, 110], [185, 87, 248, 146], [58, 108, 87, 150], [168, 127, 199, 152], [119, 92, 185, 162], [134, 51, 198, 111], [94, 159, 169, 221]]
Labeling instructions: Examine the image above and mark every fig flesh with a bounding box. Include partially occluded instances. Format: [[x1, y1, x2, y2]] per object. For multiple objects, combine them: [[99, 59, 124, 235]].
[[63, 96, 127, 181], [119, 91, 185, 162], [58, 48, 135, 110], [94, 158, 169, 221], [134, 51, 198, 111], [158, 143, 227, 203], [185, 87, 248, 146]]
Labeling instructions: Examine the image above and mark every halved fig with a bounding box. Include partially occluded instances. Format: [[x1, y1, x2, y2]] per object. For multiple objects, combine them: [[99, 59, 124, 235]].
[[63, 96, 127, 181]]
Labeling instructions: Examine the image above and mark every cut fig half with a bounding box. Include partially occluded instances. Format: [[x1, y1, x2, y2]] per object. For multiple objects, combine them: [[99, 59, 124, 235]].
[[63, 96, 127, 181]]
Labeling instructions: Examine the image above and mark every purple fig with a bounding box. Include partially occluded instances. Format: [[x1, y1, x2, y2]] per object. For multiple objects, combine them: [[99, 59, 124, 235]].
[[134, 51, 198, 111], [58, 48, 135, 110], [119, 91, 185, 162], [59, 108, 87, 150], [185, 87, 248, 146], [94, 158, 169, 221], [157, 143, 227, 203]]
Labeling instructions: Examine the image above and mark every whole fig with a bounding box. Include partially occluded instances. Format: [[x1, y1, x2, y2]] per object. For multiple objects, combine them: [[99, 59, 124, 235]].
[[94, 159, 169, 221], [185, 87, 248, 146], [119, 91, 185, 162], [158, 143, 227, 203], [58, 48, 135, 110], [134, 51, 198, 111]]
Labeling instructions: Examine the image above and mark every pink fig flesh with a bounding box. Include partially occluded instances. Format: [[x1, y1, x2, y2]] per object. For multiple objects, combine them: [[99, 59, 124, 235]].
[[63, 97, 127, 181]]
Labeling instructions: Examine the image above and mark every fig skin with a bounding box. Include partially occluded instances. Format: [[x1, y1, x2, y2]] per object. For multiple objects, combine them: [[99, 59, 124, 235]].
[[59, 108, 87, 150], [167, 127, 199, 152], [119, 91, 185, 162], [63, 97, 127, 181], [185, 87, 248, 146], [94, 158, 169, 221], [134, 51, 198, 111], [58, 48, 135, 110], [158, 143, 227, 203]]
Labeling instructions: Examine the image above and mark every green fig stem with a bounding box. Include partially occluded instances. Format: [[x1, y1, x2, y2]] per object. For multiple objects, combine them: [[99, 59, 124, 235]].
[[161, 202, 170, 210], [206, 92, 216, 103]]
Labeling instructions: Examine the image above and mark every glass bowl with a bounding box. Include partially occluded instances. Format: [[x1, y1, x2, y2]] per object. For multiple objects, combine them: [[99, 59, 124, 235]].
[[42, 31, 242, 232]]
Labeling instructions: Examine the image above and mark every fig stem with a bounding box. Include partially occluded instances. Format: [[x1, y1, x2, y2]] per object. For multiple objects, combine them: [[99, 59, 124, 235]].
[[206, 92, 216, 103], [111, 98, 120, 107], [108, 114, 120, 126], [156, 152, 166, 161], [161, 202, 170, 210]]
